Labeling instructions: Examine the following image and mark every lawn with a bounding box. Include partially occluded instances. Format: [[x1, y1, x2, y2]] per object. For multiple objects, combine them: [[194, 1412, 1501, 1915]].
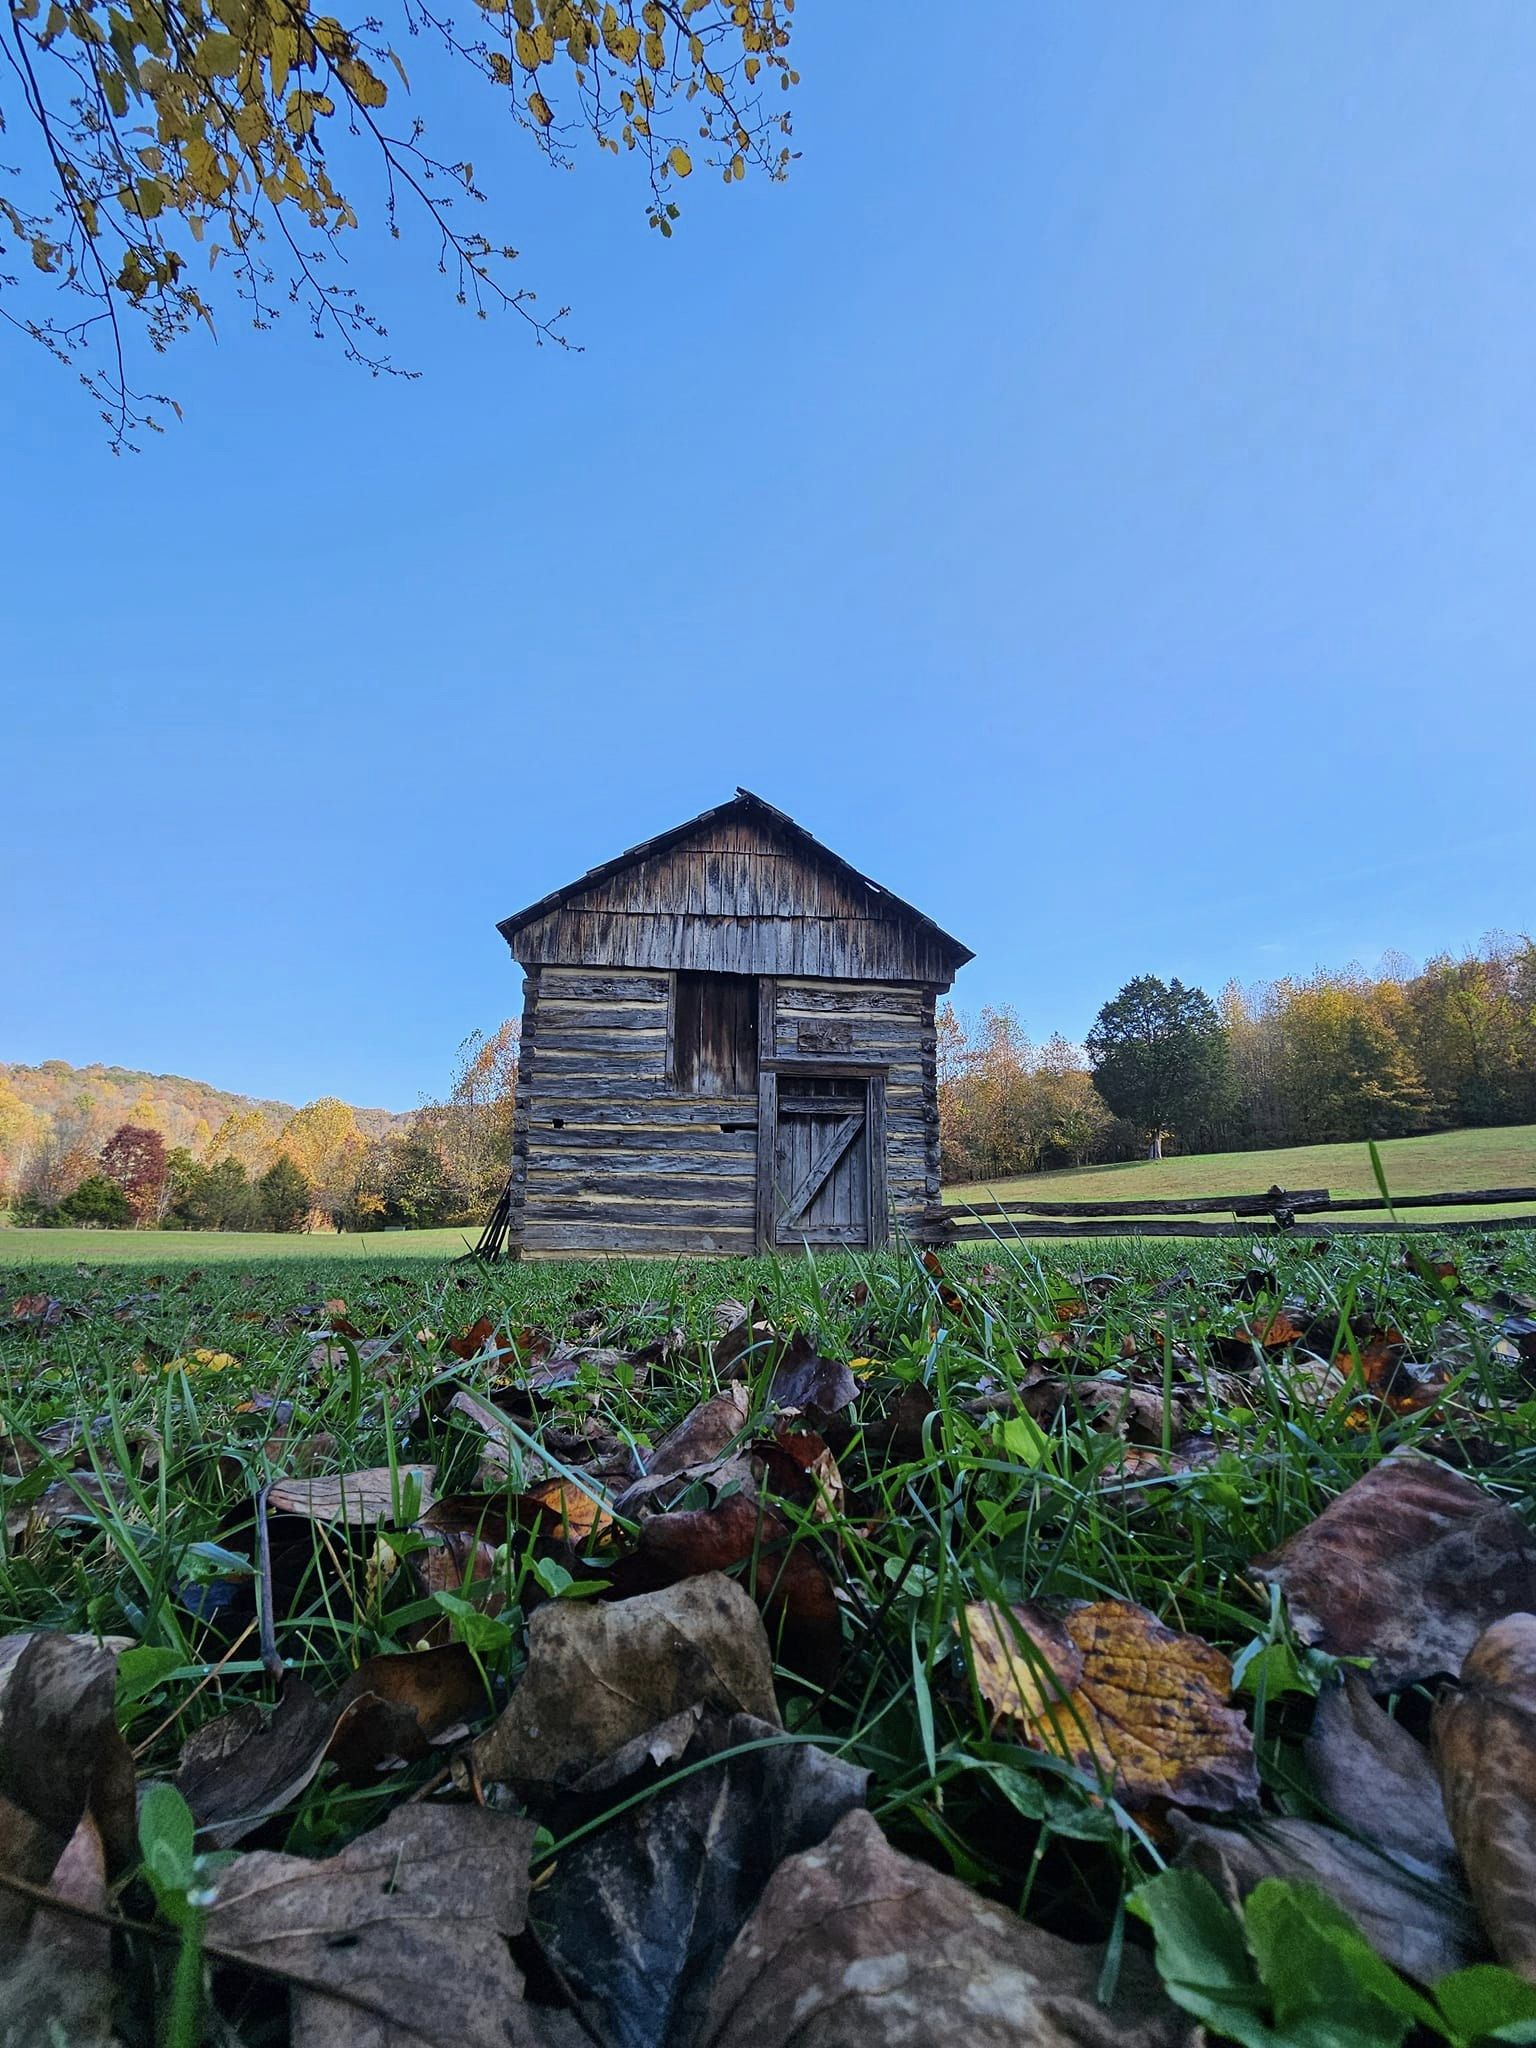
[[948, 1121, 1536, 1224], [0, 1223, 481, 1266], [4, 1232, 1536, 2042]]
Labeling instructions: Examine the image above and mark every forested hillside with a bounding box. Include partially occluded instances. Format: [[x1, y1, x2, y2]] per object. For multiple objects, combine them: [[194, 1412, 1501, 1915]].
[[0, 1028, 518, 1232], [0, 1060, 407, 1154]]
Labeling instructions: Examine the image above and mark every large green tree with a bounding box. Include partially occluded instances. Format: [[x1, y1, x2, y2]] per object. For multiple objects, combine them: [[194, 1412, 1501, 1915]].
[[1086, 975, 1228, 1159], [2, 0, 797, 443]]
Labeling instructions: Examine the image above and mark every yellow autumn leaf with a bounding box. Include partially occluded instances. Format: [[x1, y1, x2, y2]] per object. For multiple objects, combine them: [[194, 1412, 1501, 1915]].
[[963, 1597, 1258, 1813], [527, 1478, 611, 1544], [528, 89, 553, 127], [667, 145, 692, 177]]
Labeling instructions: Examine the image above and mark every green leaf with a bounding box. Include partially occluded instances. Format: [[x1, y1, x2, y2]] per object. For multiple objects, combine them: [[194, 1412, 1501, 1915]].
[[1127, 1869, 1277, 2048], [998, 1412, 1051, 1468], [1433, 1967, 1536, 2046], [1244, 1879, 1436, 2048], [116, 1644, 183, 1718], [139, 1781, 197, 1902]]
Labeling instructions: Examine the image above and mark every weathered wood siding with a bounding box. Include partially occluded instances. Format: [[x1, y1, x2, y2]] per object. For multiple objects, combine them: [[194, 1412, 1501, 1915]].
[[511, 969, 941, 1255], [771, 979, 939, 1235], [511, 966, 759, 1257], [510, 814, 959, 985]]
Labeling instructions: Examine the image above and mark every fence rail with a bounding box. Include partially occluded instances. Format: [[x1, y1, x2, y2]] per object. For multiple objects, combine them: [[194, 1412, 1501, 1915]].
[[941, 1182, 1536, 1242]]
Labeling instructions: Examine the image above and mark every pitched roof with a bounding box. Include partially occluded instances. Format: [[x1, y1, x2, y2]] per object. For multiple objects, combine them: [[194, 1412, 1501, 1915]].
[[496, 787, 973, 971]]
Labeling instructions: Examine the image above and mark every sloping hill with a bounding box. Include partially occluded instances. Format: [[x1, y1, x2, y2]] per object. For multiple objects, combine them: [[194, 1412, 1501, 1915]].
[[947, 1124, 1536, 1216], [1, 1059, 409, 1155]]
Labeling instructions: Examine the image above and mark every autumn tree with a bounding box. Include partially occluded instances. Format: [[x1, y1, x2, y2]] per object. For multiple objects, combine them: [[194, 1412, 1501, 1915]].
[[204, 1107, 280, 1175], [275, 1096, 365, 1221], [2, 0, 798, 444], [0, 1078, 43, 1200], [415, 1021, 520, 1217], [1277, 979, 1430, 1143], [1086, 976, 1227, 1160], [99, 1122, 168, 1223]]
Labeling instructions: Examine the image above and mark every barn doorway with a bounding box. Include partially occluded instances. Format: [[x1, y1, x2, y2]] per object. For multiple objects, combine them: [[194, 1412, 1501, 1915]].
[[760, 1068, 887, 1249]]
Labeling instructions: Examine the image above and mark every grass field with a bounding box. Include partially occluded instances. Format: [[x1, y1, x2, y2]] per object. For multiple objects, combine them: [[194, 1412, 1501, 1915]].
[[3, 1230, 1536, 2040], [949, 1121, 1536, 1223], [0, 1223, 482, 1267]]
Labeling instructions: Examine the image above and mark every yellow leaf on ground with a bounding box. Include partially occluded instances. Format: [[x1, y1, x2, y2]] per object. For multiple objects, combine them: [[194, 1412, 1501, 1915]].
[[527, 1478, 611, 1544], [963, 1597, 1258, 1813]]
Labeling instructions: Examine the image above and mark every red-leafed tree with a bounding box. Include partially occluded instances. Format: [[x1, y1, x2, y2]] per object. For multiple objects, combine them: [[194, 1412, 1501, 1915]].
[[99, 1124, 169, 1226]]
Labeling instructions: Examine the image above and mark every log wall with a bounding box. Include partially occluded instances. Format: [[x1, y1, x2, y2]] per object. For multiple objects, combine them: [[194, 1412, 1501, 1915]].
[[510, 969, 942, 1257]]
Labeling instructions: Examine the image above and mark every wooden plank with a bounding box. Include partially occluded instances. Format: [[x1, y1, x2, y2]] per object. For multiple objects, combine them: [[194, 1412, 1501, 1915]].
[[523, 1128, 758, 1156], [866, 1071, 889, 1249], [1315, 1186, 1536, 1214], [536, 972, 669, 1002], [524, 1196, 757, 1220], [945, 1214, 1536, 1241], [755, 1067, 778, 1254], [530, 1004, 674, 1031], [524, 1171, 754, 1201], [778, 1113, 864, 1224], [523, 1096, 758, 1126], [522, 1220, 758, 1253], [536, 1040, 667, 1056], [776, 984, 926, 1016], [954, 1189, 1331, 1220]]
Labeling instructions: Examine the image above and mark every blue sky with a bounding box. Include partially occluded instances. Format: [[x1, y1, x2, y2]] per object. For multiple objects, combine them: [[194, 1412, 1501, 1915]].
[[3, 3, 1535, 1110]]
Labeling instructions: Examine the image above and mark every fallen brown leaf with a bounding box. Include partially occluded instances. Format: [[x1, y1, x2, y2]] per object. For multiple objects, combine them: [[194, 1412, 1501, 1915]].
[[204, 1804, 577, 2047], [175, 1679, 338, 1847], [0, 1811, 116, 2046], [0, 1633, 136, 1949], [1254, 1450, 1536, 1689], [700, 1807, 1191, 2048], [1434, 1611, 1536, 1984], [1306, 1673, 1459, 1878], [467, 1573, 780, 1797], [964, 1597, 1258, 1814], [614, 1492, 842, 1681], [267, 1464, 436, 1524]]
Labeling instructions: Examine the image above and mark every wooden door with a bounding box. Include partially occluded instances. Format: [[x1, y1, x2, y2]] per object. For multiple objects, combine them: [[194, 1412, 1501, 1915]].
[[763, 1075, 882, 1247]]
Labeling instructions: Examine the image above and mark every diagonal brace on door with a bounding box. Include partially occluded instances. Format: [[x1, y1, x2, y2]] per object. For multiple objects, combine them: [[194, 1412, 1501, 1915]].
[[778, 1112, 865, 1226]]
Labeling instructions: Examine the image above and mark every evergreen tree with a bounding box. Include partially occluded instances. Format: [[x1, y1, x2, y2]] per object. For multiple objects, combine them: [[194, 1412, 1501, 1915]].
[[1086, 976, 1228, 1159], [257, 1156, 312, 1233]]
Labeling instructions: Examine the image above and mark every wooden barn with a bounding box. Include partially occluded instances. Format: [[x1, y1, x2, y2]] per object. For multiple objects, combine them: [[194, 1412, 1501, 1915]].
[[479, 790, 972, 1259]]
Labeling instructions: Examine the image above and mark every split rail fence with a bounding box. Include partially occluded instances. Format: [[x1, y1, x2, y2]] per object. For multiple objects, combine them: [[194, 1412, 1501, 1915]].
[[939, 1183, 1536, 1243]]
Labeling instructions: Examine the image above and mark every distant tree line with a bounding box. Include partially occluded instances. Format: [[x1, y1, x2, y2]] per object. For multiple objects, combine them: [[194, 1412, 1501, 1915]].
[[940, 934, 1536, 1181], [0, 1024, 518, 1232]]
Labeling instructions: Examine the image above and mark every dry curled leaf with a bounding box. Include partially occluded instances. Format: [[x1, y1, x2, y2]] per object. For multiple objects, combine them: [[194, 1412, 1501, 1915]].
[[1255, 1450, 1536, 1690], [701, 1807, 1191, 2048], [1434, 1612, 1536, 1984], [534, 1712, 868, 2048], [964, 1597, 1258, 1814]]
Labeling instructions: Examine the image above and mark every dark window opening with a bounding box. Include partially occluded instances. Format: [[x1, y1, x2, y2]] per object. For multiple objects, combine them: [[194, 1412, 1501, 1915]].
[[673, 972, 758, 1095]]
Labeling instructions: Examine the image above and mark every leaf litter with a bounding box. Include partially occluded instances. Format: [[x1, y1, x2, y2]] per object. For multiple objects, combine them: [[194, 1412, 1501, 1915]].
[[4, 1231, 1536, 2040]]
